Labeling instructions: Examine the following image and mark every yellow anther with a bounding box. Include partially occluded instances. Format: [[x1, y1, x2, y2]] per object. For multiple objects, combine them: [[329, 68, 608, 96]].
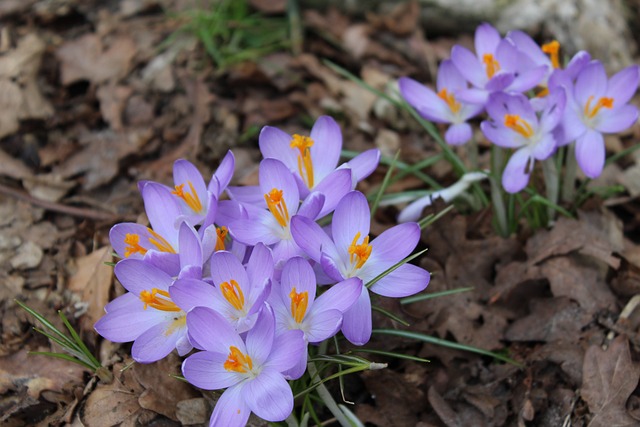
[[147, 228, 177, 254], [124, 233, 147, 257], [348, 232, 372, 270], [437, 88, 461, 114], [542, 40, 561, 69], [224, 346, 253, 373], [290, 134, 315, 189], [215, 226, 228, 251], [264, 188, 290, 228], [584, 96, 614, 119], [172, 181, 204, 214], [220, 280, 245, 311], [139, 288, 181, 312], [289, 287, 309, 324], [483, 53, 500, 79], [504, 114, 534, 138]]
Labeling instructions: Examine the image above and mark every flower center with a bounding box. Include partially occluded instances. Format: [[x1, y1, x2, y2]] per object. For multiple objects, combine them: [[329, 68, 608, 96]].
[[584, 95, 614, 119], [147, 227, 177, 253], [290, 134, 315, 189], [215, 226, 228, 251], [348, 232, 372, 270], [289, 287, 309, 324], [220, 279, 245, 311], [541, 40, 560, 69], [483, 53, 500, 79], [139, 288, 181, 312], [437, 88, 461, 114], [172, 181, 204, 214], [224, 346, 253, 373], [504, 114, 534, 138], [124, 233, 147, 257], [264, 188, 290, 228]]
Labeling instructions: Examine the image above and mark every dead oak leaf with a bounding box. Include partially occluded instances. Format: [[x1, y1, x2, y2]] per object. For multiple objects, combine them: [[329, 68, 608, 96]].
[[581, 336, 640, 427]]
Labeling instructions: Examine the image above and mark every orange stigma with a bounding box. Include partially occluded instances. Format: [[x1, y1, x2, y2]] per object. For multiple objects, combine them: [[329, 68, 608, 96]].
[[224, 346, 253, 373], [215, 226, 228, 251], [172, 181, 204, 214], [289, 287, 309, 323], [542, 40, 561, 69], [483, 53, 500, 79], [147, 228, 177, 254], [220, 280, 245, 311], [504, 114, 534, 138], [348, 232, 372, 270], [584, 96, 614, 119], [290, 134, 315, 189], [264, 188, 290, 228], [437, 88, 461, 114], [139, 288, 181, 312], [124, 233, 147, 257]]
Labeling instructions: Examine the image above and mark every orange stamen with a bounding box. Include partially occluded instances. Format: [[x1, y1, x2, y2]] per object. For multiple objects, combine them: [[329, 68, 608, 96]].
[[483, 53, 500, 79], [139, 288, 181, 312], [504, 114, 534, 138], [437, 88, 461, 114], [172, 181, 204, 214], [348, 232, 372, 270], [124, 233, 147, 257], [264, 188, 290, 228], [289, 287, 309, 323], [220, 280, 244, 311], [215, 226, 228, 251], [542, 40, 561, 69], [224, 346, 253, 373], [584, 96, 614, 119], [147, 228, 177, 253], [290, 134, 315, 189]]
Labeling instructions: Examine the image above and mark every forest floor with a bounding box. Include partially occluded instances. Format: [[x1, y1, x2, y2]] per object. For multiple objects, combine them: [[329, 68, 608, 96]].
[[2, 1, 640, 426]]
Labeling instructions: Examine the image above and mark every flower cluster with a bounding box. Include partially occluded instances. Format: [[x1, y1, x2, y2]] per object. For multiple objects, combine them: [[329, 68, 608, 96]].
[[95, 116, 430, 426], [400, 23, 639, 193]]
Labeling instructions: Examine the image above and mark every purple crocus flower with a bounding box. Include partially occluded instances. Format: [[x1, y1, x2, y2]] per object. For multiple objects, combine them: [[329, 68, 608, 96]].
[[182, 305, 305, 427], [171, 243, 274, 334], [481, 90, 566, 193], [269, 256, 363, 378], [399, 60, 484, 145], [94, 259, 191, 363], [451, 23, 546, 105], [558, 61, 639, 178], [291, 191, 430, 345]]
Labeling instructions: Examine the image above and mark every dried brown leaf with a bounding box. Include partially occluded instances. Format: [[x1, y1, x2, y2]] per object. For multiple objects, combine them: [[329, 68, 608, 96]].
[[68, 246, 113, 329]]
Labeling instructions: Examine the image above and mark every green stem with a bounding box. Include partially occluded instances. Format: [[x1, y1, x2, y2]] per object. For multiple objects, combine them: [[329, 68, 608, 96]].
[[561, 143, 577, 203], [307, 362, 352, 427], [490, 146, 509, 237], [466, 137, 479, 170], [541, 157, 559, 225]]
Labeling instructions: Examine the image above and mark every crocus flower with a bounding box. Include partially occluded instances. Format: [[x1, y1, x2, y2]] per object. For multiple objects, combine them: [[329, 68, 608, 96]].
[[558, 61, 639, 178], [451, 23, 546, 105], [269, 256, 363, 377], [481, 91, 565, 193], [291, 191, 430, 345], [399, 60, 484, 145], [171, 243, 274, 334], [94, 259, 191, 363], [182, 305, 305, 427]]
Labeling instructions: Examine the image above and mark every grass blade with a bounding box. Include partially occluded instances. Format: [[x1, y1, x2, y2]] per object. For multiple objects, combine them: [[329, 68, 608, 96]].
[[350, 348, 430, 363], [371, 305, 410, 327], [365, 248, 428, 289], [400, 286, 474, 305], [370, 150, 400, 218], [58, 310, 101, 369], [28, 351, 96, 371]]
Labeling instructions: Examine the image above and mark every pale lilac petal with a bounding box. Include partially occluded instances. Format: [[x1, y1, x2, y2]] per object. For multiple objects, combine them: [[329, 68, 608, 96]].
[[368, 222, 420, 267], [313, 168, 352, 218], [210, 385, 251, 427], [176, 334, 193, 356], [475, 23, 501, 58], [399, 77, 452, 123], [437, 59, 468, 92], [559, 104, 588, 143], [114, 259, 173, 295], [507, 65, 547, 93], [104, 291, 139, 313], [331, 191, 370, 261], [259, 159, 299, 214], [246, 305, 275, 365], [187, 306, 244, 353], [320, 252, 347, 282], [210, 251, 250, 288], [494, 38, 520, 72], [182, 351, 241, 390], [141, 251, 180, 277], [539, 90, 566, 133], [575, 61, 607, 106], [445, 122, 473, 146], [369, 264, 430, 297], [264, 329, 306, 372], [259, 126, 297, 170], [507, 30, 549, 67], [485, 71, 515, 92], [272, 239, 303, 267], [199, 192, 218, 230], [531, 133, 557, 160], [595, 105, 639, 133], [281, 257, 317, 301], [297, 191, 325, 220], [141, 182, 182, 243], [173, 159, 207, 212], [229, 216, 280, 246], [502, 148, 532, 193], [170, 278, 216, 311], [576, 130, 605, 178], [305, 309, 342, 343], [451, 45, 486, 88], [94, 306, 167, 342], [480, 121, 523, 148], [244, 369, 294, 421], [226, 185, 264, 206], [216, 200, 248, 228], [246, 243, 274, 286], [178, 222, 202, 269], [312, 277, 363, 314], [290, 215, 339, 262], [210, 150, 235, 196], [345, 148, 380, 182], [341, 286, 372, 345], [606, 65, 639, 106], [455, 88, 489, 105], [564, 51, 591, 79], [282, 347, 307, 380], [132, 319, 184, 363], [310, 116, 343, 182]]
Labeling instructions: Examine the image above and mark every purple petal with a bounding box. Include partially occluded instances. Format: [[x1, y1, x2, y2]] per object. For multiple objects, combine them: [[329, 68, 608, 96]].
[[271, 238, 303, 267], [297, 191, 325, 220], [576, 130, 605, 178], [575, 61, 607, 107], [109, 222, 152, 260], [186, 306, 244, 353], [450, 45, 486, 88], [246, 305, 275, 365], [104, 291, 139, 313], [141, 182, 182, 244], [368, 222, 420, 267], [244, 368, 294, 421], [94, 305, 167, 342], [595, 105, 639, 133], [210, 251, 250, 289], [259, 126, 297, 171], [455, 88, 489, 105], [264, 329, 306, 373], [320, 252, 347, 282], [114, 259, 173, 295], [502, 148, 532, 193], [313, 168, 352, 218], [445, 122, 473, 146], [290, 215, 339, 263], [341, 286, 372, 345], [170, 278, 216, 311], [564, 51, 591, 79], [531, 133, 557, 161], [280, 257, 317, 301], [173, 159, 207, 213], [182, 350, 241, 390], [559, 103, 588, 143], [229, 214, 281, 246], [607, 65, 640, 106], [437, 59, 468, 92], [539, 90, 566, 133], [210, 385, 251, 427], [310, 116, 343, 183], [312, 277, 363, 314], [131, 319, 185, 363], [485, 71, 515, 92], [281, 345, 307, 380], [369, 264, 430, 297], [345, 148, 380, 182], [331, 191, 370, 261], [226, 185, 264, 206], [399, 77, 451, 123], [480, 121, 524, 149], [507, 65, 547, 93], [304, 309, 342, 343], [141, 251, 180, 277], [210, 150, 235, 196], [259, 158, 299, 215], [246, 243, 274, 286], [474, 22, 501, 58], [507, 30, 549, 67], [178, 222, 202, 270]]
